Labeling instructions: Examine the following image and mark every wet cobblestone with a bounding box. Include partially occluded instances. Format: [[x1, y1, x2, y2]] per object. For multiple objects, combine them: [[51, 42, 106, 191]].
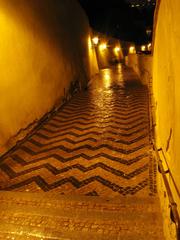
[[0, 65, 164, 239], [0, 65, 154, 197]]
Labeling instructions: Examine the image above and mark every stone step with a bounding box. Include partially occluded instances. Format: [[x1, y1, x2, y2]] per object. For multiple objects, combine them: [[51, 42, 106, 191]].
[[0, 191, 165, 239], [0, 226, 164, 240], [0, 193, 162, 217], [0, 191, 161, 209]]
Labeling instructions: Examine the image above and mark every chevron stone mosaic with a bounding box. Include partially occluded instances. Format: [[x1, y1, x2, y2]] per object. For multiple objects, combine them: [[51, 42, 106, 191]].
[[0, 66, 157, 198]]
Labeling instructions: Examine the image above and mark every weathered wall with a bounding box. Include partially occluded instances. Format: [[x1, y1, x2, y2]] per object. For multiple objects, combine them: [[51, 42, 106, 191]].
[[153, 0, 180, 238], [0, 0, 99, 154], [126, 54, 152, 86]]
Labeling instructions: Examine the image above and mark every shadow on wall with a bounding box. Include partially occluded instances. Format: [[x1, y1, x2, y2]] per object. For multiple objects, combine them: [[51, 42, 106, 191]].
[[0, 0, 99, 154]]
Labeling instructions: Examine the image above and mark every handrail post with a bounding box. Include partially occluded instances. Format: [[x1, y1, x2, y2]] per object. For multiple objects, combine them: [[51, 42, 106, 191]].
[[153, 142, 180, 240]]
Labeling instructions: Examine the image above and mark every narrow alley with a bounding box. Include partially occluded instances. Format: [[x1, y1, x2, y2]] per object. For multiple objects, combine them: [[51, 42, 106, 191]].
[[0, 65, 154, 197], [0, 65, 164, 239], [0, 0, 179, 239]]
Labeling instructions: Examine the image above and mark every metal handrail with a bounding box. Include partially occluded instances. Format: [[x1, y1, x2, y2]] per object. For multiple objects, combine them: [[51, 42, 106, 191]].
[[146, 70, 180, 239], [130, 56, 180, 238], [161, 150, 180, 199], [152, 141, 180, 240]]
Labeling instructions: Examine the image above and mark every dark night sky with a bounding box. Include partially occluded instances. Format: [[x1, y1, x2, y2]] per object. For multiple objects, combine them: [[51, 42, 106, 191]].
[[78, 0, 155, 44]]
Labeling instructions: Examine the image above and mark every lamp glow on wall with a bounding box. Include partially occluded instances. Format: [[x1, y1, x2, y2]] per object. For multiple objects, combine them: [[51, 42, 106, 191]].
[[114, 46, 120, 53], [88, 36, 93, 49], [99, 43, 107, 51], [129, 46, 136, 54]]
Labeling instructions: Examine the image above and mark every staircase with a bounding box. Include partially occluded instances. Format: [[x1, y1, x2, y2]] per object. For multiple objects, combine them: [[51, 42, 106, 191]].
[[0, 191, 165, 239]]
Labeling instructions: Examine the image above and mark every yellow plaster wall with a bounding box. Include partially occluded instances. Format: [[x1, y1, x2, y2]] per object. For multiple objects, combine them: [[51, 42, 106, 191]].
[[126, 54, 152, 86], [153, 3, 180, 237], [0, 0, 99, 153], [153, 0, 180, 193]]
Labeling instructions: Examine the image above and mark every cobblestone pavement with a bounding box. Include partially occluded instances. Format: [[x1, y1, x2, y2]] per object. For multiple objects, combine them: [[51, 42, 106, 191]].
[[0, 65, 165, 239], [0, 191, 164, 239], [0, 65, 156, 197]]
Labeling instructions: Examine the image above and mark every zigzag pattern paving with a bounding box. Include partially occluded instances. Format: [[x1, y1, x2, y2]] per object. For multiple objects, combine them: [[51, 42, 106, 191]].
[[0, 65, 156, 197]]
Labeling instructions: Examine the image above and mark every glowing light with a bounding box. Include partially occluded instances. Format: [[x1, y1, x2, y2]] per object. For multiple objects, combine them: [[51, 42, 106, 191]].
[[114, 47, 120, 52], [92, 36, 99, 45], [99, 43, 107, 51], [148, 43, 152, 51], [141, 45, 146, 51], [129, 46, 136, 54]]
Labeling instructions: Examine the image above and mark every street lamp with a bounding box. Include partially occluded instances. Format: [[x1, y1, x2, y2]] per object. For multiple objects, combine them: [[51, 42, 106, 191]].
[[141, 45, 146, 51], [114, 47, 120, 52], [129, 46, 136, 54], [92, 36, 99, 45], [99, 43, 107, 51]]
